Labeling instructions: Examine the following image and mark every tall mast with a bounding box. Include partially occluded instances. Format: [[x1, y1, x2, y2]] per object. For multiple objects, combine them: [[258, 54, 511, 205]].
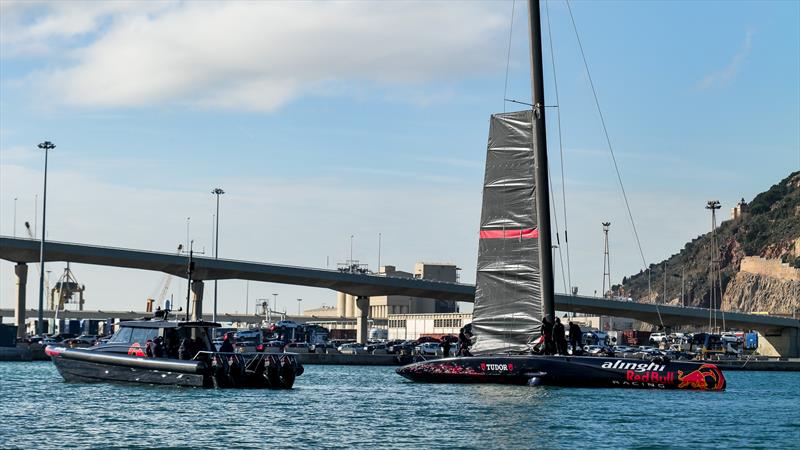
[[528, 0, 555, 321]]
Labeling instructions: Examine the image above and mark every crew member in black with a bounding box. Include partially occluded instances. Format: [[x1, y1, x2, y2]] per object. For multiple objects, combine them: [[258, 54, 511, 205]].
[[152, 336, 165, 358], [457, 328, 472, 357], [569, 321, 582, 355], [178, 338, 194, 360], [442, 338, 452, 357], [553, 317, 567, 355], [219, 332, 235, 353], [541, 317, 554, 355]]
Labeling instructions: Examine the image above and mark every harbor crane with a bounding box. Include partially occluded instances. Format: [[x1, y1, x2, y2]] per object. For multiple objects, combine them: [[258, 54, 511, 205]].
[[146, 243, 183, 312], [50, 263, 85, 311]]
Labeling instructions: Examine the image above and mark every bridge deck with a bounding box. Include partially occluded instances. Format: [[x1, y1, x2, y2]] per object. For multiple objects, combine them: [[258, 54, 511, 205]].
[[2, 236, 796, 330]]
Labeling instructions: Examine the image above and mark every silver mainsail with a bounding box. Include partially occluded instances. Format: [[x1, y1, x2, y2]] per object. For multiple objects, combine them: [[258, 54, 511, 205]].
[[471, 110, 542, 354]]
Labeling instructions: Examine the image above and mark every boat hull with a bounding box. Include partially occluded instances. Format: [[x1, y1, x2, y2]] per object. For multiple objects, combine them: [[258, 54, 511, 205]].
[[396, 355, 725, 391], [52, 355, 207, 387], [46, 346, 303, 389]]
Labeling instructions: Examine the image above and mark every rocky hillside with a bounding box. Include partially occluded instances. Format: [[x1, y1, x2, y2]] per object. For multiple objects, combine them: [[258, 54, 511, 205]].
[[618, 171, 800, 314]]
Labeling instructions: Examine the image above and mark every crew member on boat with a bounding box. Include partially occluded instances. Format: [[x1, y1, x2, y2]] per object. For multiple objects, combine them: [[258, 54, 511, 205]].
[[219, 332, 235, 353]]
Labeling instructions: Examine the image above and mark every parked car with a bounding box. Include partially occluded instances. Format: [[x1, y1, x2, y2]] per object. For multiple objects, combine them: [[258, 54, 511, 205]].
[[256, 340, 285, 353], [649, 333, 667, 344], [285, 342, 310, 353], [234, 329, 263, 353], [612, 345, 636, 354], [415, 342, 441, 355], [276, 320, 300, 329], [363, 343, 388, 353], [66, 335, 99, 347], [583, 345, 606, 355], [337, 342, 365, 353], [416, 336, 440, 344], [388, 341, 416, 354]]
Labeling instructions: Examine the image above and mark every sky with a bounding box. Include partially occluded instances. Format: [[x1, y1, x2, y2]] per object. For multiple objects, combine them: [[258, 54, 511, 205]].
[[1, 0, 798, 317]]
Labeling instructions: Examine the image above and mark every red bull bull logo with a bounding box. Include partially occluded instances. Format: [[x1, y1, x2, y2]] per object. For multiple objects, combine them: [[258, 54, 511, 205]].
[[677, 364, 725, 391]]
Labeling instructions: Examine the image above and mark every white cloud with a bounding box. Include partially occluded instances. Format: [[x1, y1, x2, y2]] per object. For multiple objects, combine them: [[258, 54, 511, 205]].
[[4, 2, 508, 111], [697, 28, 755, 90]]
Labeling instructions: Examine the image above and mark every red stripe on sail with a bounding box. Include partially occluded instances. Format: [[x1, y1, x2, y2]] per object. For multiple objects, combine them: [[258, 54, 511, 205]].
[[479, 228, 538, 239]]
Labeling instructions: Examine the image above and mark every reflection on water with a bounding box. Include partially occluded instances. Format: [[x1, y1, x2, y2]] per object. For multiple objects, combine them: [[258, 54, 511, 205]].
[[1, 362, 798, 449]]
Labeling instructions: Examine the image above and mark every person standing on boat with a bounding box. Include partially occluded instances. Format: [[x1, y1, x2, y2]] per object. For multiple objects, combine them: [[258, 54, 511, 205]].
[[442, 338, 452, 358], [457, 328, 472, 356], [569, 321, 582, 355], [152, 336, 165, 358], [553, 318, 567, 355], [541, 317, 554, 355], [219, 332, 235, 353], [179, 338, 195, 360]]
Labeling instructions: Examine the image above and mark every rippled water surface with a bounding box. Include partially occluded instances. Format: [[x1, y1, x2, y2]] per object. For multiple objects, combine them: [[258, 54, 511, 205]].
[[1, 362, 799, 449]]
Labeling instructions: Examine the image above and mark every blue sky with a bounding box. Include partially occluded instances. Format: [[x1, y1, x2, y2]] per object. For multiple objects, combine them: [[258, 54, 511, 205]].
[[1, 1, 798, 315]]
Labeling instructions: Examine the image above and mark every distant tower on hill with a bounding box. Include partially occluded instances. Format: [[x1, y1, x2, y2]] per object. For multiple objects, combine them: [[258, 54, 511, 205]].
[[731, 197, 747, 220]]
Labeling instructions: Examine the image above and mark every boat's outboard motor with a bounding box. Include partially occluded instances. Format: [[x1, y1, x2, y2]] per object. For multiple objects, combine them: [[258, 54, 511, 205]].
[[278, 356, 296, 388]]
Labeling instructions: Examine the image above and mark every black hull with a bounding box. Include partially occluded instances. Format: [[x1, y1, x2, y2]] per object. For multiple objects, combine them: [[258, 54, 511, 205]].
[[47, 346, 303, 389], [396, 355, 725, 391], [53, 356, 207, 387]]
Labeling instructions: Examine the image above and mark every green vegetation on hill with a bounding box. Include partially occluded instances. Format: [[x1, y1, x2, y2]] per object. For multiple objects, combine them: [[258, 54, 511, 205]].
[[619, 171, 800, 307]]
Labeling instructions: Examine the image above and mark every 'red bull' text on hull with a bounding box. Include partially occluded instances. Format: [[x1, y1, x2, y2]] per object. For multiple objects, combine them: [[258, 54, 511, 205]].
[[396, 355, 726, 391]]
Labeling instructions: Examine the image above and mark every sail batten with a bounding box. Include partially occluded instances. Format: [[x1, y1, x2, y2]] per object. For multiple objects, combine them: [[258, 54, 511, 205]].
[[471, 110, 542, 355]]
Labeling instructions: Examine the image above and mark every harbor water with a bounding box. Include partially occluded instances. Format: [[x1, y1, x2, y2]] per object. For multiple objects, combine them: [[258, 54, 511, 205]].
[[1, 362, 798, 449]]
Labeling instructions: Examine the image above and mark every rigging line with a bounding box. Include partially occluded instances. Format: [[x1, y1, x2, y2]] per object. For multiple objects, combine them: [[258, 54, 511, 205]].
[[503, 0, 516, 113], [545, 0, 572, 294], [566, 0, 662, 328], [565, 0, 647, 271], [548, 164, 569, 294]]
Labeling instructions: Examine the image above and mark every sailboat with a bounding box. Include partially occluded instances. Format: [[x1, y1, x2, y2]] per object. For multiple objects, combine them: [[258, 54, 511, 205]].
[[396, 0, 725, 391]]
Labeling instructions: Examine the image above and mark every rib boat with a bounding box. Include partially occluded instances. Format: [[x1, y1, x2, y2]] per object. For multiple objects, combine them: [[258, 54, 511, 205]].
[[396, 0, 725, 391], [46, 316, 303, 389]]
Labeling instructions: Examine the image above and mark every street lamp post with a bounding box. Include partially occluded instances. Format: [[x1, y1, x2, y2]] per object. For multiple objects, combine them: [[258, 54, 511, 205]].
[[297, 298, 302, 316], [37, 141, 55, 335], [211, 188, 225, 324]]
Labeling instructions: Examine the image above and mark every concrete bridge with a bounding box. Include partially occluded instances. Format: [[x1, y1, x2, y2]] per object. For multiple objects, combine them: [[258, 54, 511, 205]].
[[2, 236, 798, 355], [0, 308, 308, 326]]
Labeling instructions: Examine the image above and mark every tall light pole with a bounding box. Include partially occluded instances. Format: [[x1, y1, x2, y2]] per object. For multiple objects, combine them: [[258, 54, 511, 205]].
[[272, 293, 278, 317], [706, 200, 721, 332], [297, 298, 302, 316], [350, 235, 354, 264], [37, 141, 55, 335], [601, 222, 611, 298], [211, 187, 225, 324]]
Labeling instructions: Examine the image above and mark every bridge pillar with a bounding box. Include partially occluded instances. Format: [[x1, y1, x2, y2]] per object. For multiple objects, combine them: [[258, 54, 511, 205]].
[[336, 292, 346, 318], [15, 263, 28, 340], [346, 294, 355, 318], [191, 280, 204, 321], [356, 296, 369, 343], [757, 328, 799, 358]]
